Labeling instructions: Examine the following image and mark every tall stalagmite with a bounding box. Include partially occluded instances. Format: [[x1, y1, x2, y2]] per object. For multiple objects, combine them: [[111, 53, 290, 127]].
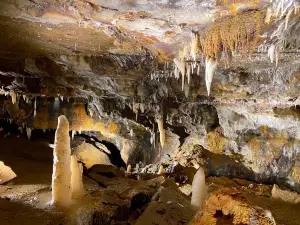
[[71, 155, 85, 199], [51, 115, 72, 207], [156, 118, 165, 148]]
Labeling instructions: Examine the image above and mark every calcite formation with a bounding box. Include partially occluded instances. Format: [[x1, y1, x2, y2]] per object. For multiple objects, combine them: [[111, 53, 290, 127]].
[[191, 188, 276, 225], [0, 0, 300, 223], [51, 115, 72, 207], [71, 155, 85, 199], [0, 161, 16, 184], [191, 168, 207, 211]]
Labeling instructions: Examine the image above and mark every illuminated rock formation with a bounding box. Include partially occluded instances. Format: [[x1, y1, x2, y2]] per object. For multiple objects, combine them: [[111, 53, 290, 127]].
[[51, 115, 72, 207], [191, 168, 207, 211], [0, 161, 16, 184], [71, 155, 85, 199], [191, 188, 276, 225]]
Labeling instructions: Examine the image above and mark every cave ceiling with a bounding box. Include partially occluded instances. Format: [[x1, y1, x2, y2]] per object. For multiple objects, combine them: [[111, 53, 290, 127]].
[[0, 0, 299, 110]]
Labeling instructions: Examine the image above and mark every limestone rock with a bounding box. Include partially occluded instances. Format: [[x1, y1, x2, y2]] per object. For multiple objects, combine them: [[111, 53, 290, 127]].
[[272, 184, 300, 204], [191, 188, 276, 225], [136, 186, 194, 225]]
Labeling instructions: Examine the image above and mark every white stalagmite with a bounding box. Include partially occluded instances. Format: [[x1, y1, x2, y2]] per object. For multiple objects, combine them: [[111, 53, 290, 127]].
[[205, 58, 218, 96], [52, 115, 72, 207], [10, 92, 17, 104], [191, 167, 207, 211], [71, 155, 85, 199], [127, 164, 132, 173], [156, 118, 165, 148], [26, 127, 32, 140], [157, 165, 165, 175]]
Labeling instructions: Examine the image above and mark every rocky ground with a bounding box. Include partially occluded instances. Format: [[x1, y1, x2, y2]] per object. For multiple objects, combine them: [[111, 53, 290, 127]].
[[0, 129, 300, 225]]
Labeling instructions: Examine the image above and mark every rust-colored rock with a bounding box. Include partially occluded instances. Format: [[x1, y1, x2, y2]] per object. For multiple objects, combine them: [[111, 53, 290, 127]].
[[190, 188, 276, 225]]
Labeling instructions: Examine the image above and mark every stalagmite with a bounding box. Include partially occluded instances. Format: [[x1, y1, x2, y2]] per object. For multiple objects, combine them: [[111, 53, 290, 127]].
[[52, 115, 72, 207], [127, 164, 132, 173], [26, 127, 31, 140], [10, 91, 16, 104], [71, 155, 85, 199], [191, 167, 207, 211], [157, 165, 165, 175], [0, 161, 17, 184], [156, 118, 165, 148], [205, 58, 217, 96]]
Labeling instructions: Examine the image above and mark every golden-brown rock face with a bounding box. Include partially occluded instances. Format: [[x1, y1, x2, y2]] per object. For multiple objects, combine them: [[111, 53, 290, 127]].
[[190, 188, 276, 225]]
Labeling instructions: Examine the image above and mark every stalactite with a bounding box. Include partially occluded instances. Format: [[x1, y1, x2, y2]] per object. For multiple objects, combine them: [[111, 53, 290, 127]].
[[285, 8, 293, 29], [71, 155, 85, 199], [130, 129, 134, 137], [174, 65, 180, 79], [71, 130, 76, 140], [265, 7, 272, 24], [191, 32, 199, 61], [140, 103, 145, 113], [268, 44, 276, 63], [51, 115, 72, 207], [174, 58, 185, 91], [275, 50, 280, 67], [26, 127, 31, 140], [34, 97, 37, 117], [156, 118, 165, 148], [133, 103, 139, 121], [186, 63, 191, 84], [10, 92, 16, 105], [184, 83, 190, 98], [197, 63, 201, 75], [205, 58, 218, 96]]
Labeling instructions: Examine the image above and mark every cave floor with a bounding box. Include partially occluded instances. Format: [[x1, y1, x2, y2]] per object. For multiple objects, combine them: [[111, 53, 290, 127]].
[[0, 133, 300, 225]]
